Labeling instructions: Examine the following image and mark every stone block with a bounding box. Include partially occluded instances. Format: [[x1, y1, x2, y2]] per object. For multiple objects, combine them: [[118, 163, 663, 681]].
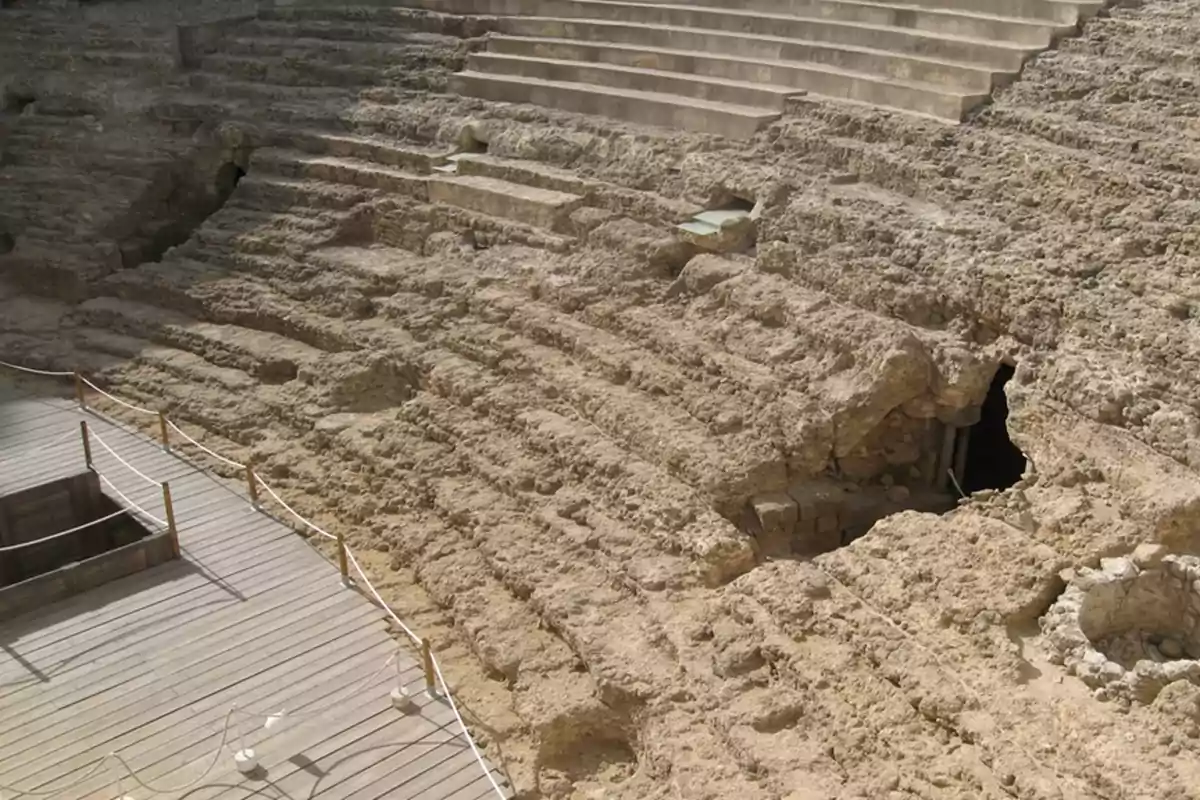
[[1132, 543, 1169, 568], [751, 493, 797, 558]]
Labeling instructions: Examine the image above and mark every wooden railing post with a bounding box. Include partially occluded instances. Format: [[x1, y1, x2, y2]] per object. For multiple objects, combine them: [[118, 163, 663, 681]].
[[74, 372, 87, 410], [245, 464, 260, 507], [336, 530, 350, 587], [421, 638, 437, 697], [161, 481, 179, 559], [158, 411, 170, 451], [80, 420, 93, 470]]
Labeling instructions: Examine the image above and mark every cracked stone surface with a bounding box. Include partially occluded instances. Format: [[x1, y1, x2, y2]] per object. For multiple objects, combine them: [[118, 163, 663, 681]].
[[2, 0, 1200, 798]]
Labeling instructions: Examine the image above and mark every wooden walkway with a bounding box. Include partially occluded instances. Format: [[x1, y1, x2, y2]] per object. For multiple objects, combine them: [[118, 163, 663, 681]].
[[0, 382, 510, 800]]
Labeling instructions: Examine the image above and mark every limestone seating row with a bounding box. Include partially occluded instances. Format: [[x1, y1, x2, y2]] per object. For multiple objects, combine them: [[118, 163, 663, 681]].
[[883, 0, 1103, 24], [450, 72, 780, 139], [414, 0, 1102, 129], [70, 297, 326, 381], [249, 147, 585, 233], [466, 52, 801, 112], [479, 34, 989, 121], [437, 0, 1070, 48]]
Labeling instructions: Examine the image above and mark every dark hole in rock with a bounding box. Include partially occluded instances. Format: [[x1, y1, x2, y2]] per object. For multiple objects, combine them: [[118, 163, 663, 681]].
[[0, 232, 13, 255], [2, 89, 36, 113], [962, 363, 1026, 493], [116, 158, 248, 269], [214, 161, 246, 199]]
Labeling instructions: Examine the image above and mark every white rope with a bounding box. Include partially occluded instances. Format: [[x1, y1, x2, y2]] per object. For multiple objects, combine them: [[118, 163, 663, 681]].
[[107, 706, 237, 794], [0, 507, 128, 553], [165, 420, 247, 470], [431, 653, 507, 800], [98, 472, 167, 528], [345, 547, 420, 645], [255, 478, 337, 541], [0, 359, 73, 377], [89, 430, 161, 487], [80, 377, 157, 416], [341, 549, 504, 797]]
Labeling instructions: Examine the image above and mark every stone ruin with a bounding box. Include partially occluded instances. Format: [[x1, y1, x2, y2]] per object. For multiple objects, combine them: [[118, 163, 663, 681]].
[[1044, 548, 1200, 704], [2, 0, 1200, 796]]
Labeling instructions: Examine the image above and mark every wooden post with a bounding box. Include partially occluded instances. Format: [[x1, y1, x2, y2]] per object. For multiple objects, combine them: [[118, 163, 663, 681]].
[[80, 420, 93, 469], [74, 372, 86, 409], [336, 530, 350, 586], [158, 411, 170, 451], [161, 481, 179, 559], [421, 638, 437, 696], [245, 465, 260, 506]]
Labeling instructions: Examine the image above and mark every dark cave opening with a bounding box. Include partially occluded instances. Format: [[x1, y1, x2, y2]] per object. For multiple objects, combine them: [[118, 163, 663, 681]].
[[215, 161, 245, 200], [961, 364, 1027, 494], [0, 232, 13, 255], [2, 89, 35, 114], [119, 159, 247, 269]]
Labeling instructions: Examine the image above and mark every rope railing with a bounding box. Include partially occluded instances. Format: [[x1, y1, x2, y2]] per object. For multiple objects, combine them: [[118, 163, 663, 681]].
[[255, 477, 338, 541], [89, 429, 162, 487], [0, 360, 507, 799], [79, 375, 158, 417], [0, 507, 128, 553], [0, 359, 73, 377], [97, 471, 168, 529], [166, 419, 247, 470]]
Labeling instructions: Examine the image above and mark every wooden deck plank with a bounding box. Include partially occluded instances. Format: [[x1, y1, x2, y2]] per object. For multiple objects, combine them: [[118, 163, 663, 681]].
[[0, 596, 382, 767], [198, 683, 455, 800], [7, 612, 392, 790], [0, 383, 510, 800], [310, 719, 466, 800], [343, 740, 477, 800], [0, 560, 342, 742], [1, 534, 329, 659], [45, 635, 403, 800]]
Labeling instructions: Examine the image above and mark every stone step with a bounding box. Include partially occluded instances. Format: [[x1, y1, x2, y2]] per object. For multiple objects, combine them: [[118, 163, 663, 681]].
[[256, 3, 469, 33], [452, 153, 701, 224], [374, 201, 577, 252], [6, 27, 178, 54], [237, 18, 445, 44], [73, 296, 326, 382], [183, 72, 357, 103], [215, 33, 448, 65], [69, 327, 261, 393], [890, 0, 1102, 25], [195, 53, 384, 87], [428, 174, 583, 230], [272, 129, 453, 173], [234, 174, 380, 212], [428, 0, 1040, 70], [17, 48, 179, 72], [468, 52, 801, 110], [450, 71, 780, 138], [598, 0, 1071, 44], [249, 148, 430, 198], [492, 19, 1000, 92], [487, 35, 991, 116]]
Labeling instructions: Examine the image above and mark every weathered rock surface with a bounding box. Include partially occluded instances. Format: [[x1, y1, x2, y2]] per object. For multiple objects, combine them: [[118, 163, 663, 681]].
[[3, 0, 1200, 797]]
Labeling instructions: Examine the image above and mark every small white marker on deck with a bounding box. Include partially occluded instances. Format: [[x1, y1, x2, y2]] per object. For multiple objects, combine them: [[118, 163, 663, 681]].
[[234, 748, 258, 774], [390, 685, 416, 713]]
